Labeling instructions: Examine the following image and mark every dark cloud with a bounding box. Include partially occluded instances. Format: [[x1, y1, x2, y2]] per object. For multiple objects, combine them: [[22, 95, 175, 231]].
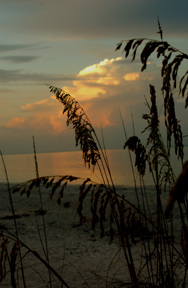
[[0, 44, 36, 52], [0, 69, 77, 84], [2, 0, 188, 40], [0, 56, 40, 63]]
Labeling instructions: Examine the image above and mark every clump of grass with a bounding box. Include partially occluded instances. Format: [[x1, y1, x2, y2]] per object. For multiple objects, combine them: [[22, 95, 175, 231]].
[[113, 19, 188, 287], [0, 150, 26, 288], [116, 21, 185, 162], [0, 152, 71, 287]]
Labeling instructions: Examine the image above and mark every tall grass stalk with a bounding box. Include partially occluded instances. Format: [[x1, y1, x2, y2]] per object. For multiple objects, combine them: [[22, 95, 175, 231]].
[[0, 150, 26, 288], [32, 136, 52, 287], [1, 226, 70, 288], [0, 151, 71, 287]]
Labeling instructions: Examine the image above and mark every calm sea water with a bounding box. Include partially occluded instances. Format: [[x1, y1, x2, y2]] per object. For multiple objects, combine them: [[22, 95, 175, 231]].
[[1, 148, 188, 186]]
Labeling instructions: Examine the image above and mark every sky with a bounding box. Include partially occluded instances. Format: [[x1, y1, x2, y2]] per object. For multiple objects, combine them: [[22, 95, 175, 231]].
[[1, 0, 188, 155]]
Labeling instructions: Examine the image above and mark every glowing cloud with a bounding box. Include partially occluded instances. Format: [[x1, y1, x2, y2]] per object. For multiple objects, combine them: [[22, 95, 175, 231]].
[[21, 99, 48, 111], [101, 113, 114, 127], [6, 117, 27, 129], [63, 57, 123, 101], [5, 97, 64, 134], [50, 111, 65, 134], [79, 57, 122, 76], [123, 73, 139, 81], [4, 56, 160, 136], [63, 83, 106, 101]]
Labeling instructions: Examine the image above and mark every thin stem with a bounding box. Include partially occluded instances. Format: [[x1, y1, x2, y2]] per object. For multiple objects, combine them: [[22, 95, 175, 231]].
[[131, 106, 135, 136], [0, 150, 26, 288], [32, 136, 52, 288], [1, 228, 71, 288], [119, 107, 142, 231]]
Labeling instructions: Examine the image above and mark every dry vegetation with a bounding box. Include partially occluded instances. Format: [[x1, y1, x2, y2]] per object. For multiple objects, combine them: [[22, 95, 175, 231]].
[[1, 21, 188, 287]]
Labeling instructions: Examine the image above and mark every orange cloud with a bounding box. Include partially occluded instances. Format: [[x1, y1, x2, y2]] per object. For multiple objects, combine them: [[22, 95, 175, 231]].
[[63, 84, 106, 101], [21, 99, 48, 111], [101, 113, 114, 127], [5, 56, 159, 136], [123, 73, 139, 81], [5, 97, 65, 134], [6, 117, 27, 129], [63, 57, 122, 101], [50, 111, 65, 134]]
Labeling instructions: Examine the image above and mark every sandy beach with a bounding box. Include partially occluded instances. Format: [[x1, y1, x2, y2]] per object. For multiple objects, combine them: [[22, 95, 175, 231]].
[[0, 182, 184, 287]]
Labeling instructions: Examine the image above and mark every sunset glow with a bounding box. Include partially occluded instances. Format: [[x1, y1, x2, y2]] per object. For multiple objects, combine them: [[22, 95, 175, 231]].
[[1, 1, 188, 154], [6, 117, 27, 129], [63, 81, 106, 101], [123, 73, 139, 81]]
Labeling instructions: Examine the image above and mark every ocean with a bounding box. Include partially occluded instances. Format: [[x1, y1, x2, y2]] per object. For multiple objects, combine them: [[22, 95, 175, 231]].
[[1, 148, 188, 186]]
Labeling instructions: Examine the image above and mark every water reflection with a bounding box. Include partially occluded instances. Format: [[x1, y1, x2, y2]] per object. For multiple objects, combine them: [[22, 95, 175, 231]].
[[1, 148, 188, 186]]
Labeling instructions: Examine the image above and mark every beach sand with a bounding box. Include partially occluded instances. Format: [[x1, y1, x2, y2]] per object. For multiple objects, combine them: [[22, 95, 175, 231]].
[[0, 183, 184, 287]]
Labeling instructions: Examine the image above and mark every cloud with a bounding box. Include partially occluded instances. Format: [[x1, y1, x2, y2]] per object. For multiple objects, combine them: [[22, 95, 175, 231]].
[[63, 84, 106, 101], [18, 97, 68, 133], [1, 0, 188, 41], [21, 99, 50, 111], [63, 57, 161, 129], [0, 56, 40, 63], [79, 58, 121, 85], [5, 117, 27, 129], [63, 57, 124, 101], [0, 44, 36, 52], [50, 111, 66, 134], [124, 73, 139, 81], [100, 112, 114, 127], [0, 69, 77, 84], [5, 96, 64, 133], [62, 56, 156, 102], [4, 56, 162, 145]]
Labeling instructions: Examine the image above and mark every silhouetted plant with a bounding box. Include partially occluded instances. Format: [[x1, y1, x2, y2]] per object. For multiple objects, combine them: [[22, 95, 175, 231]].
[[115, 20, 185, 164], [47, 85, 101, 169]]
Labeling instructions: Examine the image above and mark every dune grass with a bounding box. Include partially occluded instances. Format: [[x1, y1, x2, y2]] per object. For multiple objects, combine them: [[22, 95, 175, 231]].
[[0, 22, 188, 287]]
